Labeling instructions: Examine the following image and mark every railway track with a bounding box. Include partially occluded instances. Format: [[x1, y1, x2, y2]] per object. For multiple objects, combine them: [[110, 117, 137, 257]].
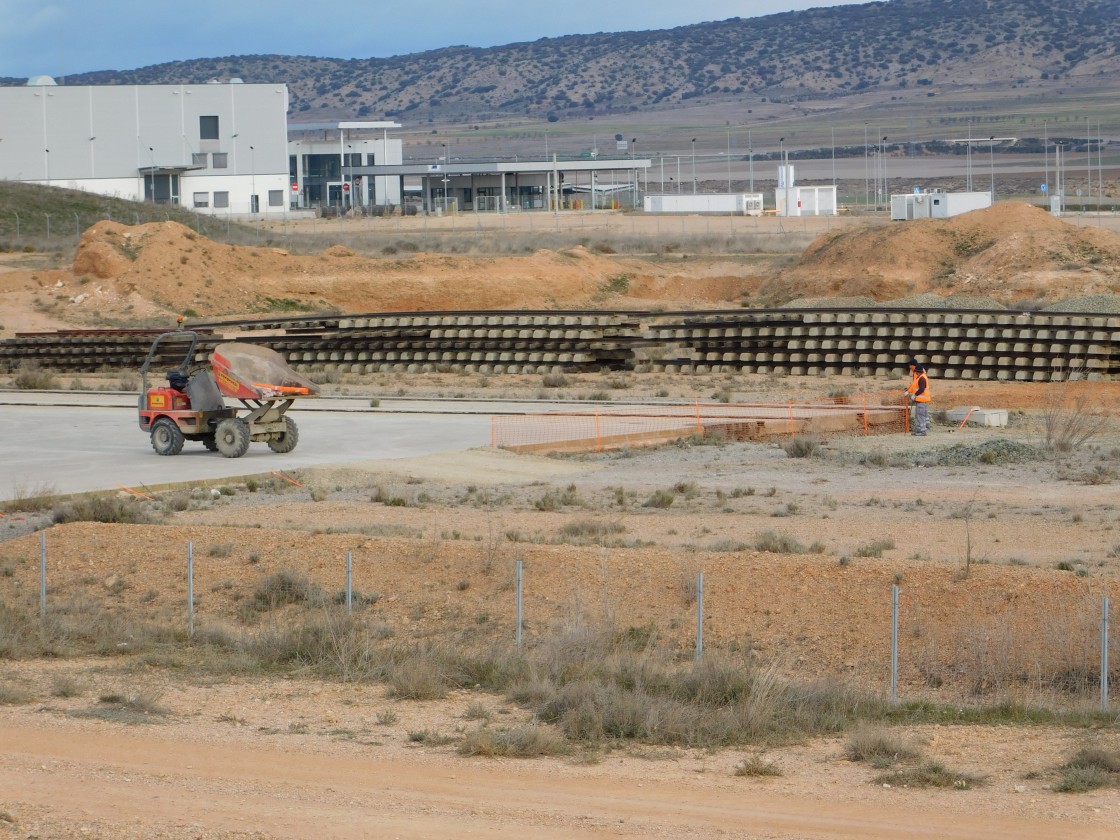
[[2, 308, 1117, 381]]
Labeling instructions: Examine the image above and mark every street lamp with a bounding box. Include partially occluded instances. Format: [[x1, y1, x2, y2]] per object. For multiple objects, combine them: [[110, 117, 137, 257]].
[[44, 148, 50, 187], [442, 142, 449, 210], [147, 146, 155, 202], [691, 138, 697, 195], [989, 136, 995, 202], [747, 126, 754, 193], [249, 145, 256, 213], [880, 136, 888, 209], [779, 136, 789, 216], [863, 122, 869, 209], [631, 138, 638, 207]]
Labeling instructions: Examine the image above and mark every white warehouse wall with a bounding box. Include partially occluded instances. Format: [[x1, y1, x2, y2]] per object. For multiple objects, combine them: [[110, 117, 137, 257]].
[[0, 80, 290, 216]]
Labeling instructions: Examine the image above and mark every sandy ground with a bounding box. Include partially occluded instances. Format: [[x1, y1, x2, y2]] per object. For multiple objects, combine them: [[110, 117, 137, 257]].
[[2, 208, 1120, 838]]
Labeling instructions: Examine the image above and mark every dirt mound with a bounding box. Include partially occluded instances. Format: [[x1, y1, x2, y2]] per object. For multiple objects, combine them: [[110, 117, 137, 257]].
[[767, 202, 1120, 305], [54, 221, 754, 322]]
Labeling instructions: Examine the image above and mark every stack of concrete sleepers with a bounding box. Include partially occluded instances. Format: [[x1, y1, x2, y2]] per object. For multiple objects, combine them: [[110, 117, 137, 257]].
[[642, 310, 1119, 380]]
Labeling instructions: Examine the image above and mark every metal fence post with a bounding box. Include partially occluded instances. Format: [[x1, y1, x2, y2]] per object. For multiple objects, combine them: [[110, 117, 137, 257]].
[[890, 584, 900, 705], [187, 541, 194, 640], [515, 560, 523, 648], [695, 571, 705, 663], [1103, 596, 1111, 712], [346, 551, 353, 613], [39, 531, 46, 620]]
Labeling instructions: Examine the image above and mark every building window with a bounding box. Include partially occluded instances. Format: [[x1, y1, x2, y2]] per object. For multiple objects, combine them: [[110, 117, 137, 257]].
[[213, 191, 229, 209], [192, 192, 209, 208], [192, 153, 208, 167], [212, 153, 228, 169], [268, 190, 284, 207], [199, 115, 219, 140]]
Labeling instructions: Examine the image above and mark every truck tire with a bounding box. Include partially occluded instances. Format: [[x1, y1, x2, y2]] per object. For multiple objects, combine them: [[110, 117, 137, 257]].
[[214, 418, 250, 458], [267, 416, 299, 454], [150, 418, 185, 456]]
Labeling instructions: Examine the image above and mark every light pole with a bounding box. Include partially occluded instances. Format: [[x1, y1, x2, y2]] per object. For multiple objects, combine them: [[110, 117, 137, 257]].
[[988, 136, 995, 202], [44, 148, 50, 187], [966, 122, 973, 192], [631, 138, 638, 208], [880, 136, 888, 209], [779, 136, 789, 216], [747, 127, 754, 193], [147, 146, 155, 202], [691, 138, 697, 195], [863, 122, 869, 209], [726, 127, 732, 193], [249, 145, 256, 213], [442, 142, 449, 210]]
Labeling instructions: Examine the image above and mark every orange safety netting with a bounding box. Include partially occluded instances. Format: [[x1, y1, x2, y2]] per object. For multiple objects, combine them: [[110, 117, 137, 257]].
[[492, 396, 909, 454]]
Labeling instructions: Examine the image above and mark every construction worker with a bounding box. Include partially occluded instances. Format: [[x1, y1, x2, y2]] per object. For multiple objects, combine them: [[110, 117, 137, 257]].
[[906, 359, 931, 436]]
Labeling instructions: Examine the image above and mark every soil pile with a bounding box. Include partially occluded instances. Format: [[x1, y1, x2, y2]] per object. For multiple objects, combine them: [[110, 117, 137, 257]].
[[768, 202, 1120, 305], [55, 220, 751, 322]]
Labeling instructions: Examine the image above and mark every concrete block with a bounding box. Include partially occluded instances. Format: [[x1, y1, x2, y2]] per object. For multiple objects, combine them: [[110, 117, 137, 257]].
[[947, 406, 1008, 427]]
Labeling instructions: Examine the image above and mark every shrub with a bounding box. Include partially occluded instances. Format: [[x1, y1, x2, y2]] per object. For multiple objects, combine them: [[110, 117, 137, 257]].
[[643, 489, 676, 509], [845, 727, 921, 768], [872, 762, 985, 789], [753, 530, 805, 554], [733, 753, 783, 777], [53, 495, 152, 525], [458, 724, 571, 757], [13, 362, 57, 390], [249, 570, 325, 611], [854, 539, 895, 558], [782, 436, 822, 458]]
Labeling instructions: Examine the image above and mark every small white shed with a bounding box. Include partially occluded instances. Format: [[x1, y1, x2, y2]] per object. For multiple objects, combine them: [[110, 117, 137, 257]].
[[891, 190, 992, 220]]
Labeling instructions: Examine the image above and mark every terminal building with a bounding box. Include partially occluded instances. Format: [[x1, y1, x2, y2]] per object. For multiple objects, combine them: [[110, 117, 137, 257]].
[[0, 76, 650, 217]]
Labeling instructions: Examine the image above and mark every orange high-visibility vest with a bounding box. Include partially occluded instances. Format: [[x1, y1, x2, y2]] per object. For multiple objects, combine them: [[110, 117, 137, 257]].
[[908, 371, 931, 402]]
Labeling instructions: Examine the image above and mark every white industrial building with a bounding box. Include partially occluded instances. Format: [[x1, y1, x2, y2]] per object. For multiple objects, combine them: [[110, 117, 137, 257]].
[[774, 164, 837, 216], [289, 121, 403, 212], [0, 76, 295, 215], [643, 193, 764, 215], [0, 75, 653, 217], [890, 190, 993, 220]]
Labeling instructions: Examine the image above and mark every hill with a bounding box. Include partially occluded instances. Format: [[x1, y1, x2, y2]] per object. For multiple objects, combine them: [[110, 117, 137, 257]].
[[2, 0, 1116, 129]]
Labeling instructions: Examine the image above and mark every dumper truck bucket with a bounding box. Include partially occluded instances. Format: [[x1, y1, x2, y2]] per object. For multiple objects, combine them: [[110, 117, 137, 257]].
[[210, 343, 320, 401]]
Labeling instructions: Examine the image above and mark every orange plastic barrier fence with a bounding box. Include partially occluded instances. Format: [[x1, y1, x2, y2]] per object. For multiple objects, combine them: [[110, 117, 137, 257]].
[[493, 396, 909, 454]]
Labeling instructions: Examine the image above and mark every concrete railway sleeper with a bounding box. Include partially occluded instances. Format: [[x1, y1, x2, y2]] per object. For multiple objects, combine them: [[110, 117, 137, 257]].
[[2, 308, 1117, 381]]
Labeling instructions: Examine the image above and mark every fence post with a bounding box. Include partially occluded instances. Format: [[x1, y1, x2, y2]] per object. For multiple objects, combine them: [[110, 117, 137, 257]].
[[695, 571, 705, 663], [890, 584, 900, 705], [1103, 596, 1111, 712], [595, 407, 601, 453], [39, 531, 46, 620], [515, 560, 523, 648], [187, 541, 194, 640], [346, 551, 353, 613], [787, 401, 795, 436]]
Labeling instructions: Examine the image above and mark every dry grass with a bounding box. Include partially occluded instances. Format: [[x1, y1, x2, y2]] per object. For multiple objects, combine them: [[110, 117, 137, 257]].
[[844, 727, 922, 768], [733, 752, 783, 777], [458, 724, 572, 757], [871, 762, 986, 790]]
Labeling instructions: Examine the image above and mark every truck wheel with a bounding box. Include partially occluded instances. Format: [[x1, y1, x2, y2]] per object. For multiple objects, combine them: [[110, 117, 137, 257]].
[[267, 416, 299, 454], [214, 418, 250, 458], [151, 418, 185, 456]]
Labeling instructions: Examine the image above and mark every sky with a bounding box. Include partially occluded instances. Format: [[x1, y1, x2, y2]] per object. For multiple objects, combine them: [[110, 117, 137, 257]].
[[0, 0, 869, 78]]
